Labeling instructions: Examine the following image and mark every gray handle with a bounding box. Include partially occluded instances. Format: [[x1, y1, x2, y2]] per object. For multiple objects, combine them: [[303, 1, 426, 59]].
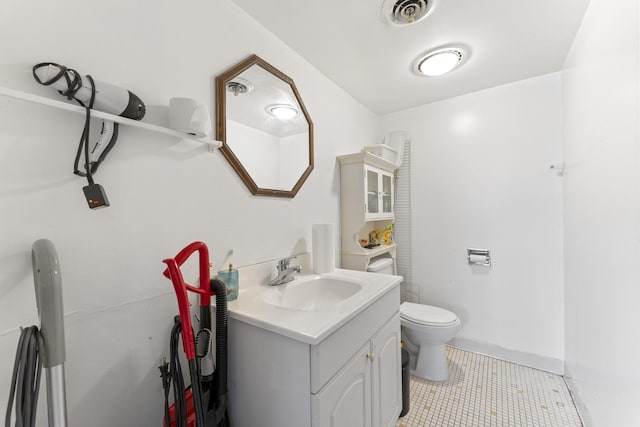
[[277, 256, 298, 271], [32, 239, 66, 368]]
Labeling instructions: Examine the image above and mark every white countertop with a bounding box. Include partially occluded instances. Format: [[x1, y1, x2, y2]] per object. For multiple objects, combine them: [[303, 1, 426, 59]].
[[226, 269, 402, 345]]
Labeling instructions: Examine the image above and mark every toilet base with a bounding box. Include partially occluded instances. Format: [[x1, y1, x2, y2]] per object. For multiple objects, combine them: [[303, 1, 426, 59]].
[[411, 342, 449, 381]]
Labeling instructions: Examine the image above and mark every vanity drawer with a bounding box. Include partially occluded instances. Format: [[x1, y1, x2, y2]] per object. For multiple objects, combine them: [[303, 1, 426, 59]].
[[310, 285, 400, 394]]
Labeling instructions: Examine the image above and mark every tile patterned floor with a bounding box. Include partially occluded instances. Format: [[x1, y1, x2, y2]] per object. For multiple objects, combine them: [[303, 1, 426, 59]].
[[397, 347, 582, 427]]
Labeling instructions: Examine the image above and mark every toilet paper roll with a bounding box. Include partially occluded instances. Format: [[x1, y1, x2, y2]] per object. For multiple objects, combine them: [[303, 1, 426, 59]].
[[468, 254, 489, 265], [169, 97, 212, 138], [312, 223, 335, 274]]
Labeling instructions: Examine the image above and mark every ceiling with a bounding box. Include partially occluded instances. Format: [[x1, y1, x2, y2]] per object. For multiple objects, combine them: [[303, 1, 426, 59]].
[[226, 64, 309, 137], [229, 0, 591, 115]]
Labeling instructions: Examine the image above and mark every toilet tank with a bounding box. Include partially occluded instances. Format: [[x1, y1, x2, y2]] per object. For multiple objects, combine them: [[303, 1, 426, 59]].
[[367, 257, 394, 274]]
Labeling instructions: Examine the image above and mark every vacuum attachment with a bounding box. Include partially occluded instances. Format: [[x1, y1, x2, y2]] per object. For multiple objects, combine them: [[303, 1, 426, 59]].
[[31, 239, 68, 427]]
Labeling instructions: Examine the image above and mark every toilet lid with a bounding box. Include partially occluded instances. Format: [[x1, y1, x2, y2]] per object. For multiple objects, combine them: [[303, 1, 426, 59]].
[[400, 302, 458, 326]]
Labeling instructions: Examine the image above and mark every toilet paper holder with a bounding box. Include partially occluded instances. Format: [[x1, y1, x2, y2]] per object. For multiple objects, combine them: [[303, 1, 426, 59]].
[[467, 248, 491, 267]]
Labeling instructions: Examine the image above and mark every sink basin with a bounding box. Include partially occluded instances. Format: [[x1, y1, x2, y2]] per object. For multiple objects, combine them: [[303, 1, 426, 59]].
[[227, 268, 403, 344], [262, 276, 363, 311]]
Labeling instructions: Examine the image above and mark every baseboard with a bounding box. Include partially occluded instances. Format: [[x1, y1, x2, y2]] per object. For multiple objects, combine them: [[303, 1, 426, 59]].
[[563, 365, 594, 427], [449, 337, 564, 375]]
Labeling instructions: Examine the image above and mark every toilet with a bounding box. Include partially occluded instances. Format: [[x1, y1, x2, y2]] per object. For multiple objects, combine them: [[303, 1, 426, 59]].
[[400, 302, 460, 381], [366, 258, 461, 381]]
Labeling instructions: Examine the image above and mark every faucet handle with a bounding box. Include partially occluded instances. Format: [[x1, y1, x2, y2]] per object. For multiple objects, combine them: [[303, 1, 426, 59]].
[[277, 256, 297, 271]]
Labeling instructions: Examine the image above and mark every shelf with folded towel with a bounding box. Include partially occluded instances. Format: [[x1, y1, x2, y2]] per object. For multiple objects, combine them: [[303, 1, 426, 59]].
[[0, 86, 222, 151], [342, 243, 397, 273]]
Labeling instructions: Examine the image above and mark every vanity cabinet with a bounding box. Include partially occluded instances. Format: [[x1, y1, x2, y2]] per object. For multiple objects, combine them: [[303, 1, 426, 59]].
[[337, 152, 399, 272], [311, 313, 402, 427], [228, 285, 401, 427], [312, 343, 372, 426]]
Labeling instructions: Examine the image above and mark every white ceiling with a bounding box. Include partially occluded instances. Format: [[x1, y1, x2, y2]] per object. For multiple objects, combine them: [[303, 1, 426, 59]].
[[226, 64, 309, 137], [229, 0, 591, 115]]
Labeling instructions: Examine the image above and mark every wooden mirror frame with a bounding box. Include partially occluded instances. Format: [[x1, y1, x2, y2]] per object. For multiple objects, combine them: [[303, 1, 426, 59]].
[[215, 54, 314, 198]]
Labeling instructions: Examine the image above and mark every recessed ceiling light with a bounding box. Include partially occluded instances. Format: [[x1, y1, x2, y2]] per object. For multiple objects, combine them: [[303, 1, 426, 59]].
[[267, 104, 298, 120], [413, 46, 468, 77]]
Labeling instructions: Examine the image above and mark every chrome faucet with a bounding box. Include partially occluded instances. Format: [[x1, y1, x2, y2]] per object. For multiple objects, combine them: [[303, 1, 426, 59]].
[[268, 256, 302, 286]]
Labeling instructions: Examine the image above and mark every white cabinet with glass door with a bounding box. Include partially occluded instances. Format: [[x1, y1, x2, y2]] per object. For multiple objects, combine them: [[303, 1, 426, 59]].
[[365, 164, 394, 221], [338, 151, 399, 272]]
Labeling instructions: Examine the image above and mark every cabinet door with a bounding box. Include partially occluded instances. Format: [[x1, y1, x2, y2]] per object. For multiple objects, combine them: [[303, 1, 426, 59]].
[[312, 344, 372, 427], [380, 171, 394, 218], [365, 165, 394, 221], [365, 166, 380, 218], [371, 314, 402, 427]]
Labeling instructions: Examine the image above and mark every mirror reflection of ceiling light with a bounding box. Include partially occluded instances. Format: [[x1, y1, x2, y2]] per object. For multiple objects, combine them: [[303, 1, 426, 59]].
[[267, 104, 298, 120], [413, 46, 467, 77]]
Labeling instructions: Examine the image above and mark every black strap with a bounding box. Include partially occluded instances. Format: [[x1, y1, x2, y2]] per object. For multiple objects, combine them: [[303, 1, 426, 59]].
[[71, 75, 97, 185], [90, 122, 119, 175], [32, 62, 83, 101]]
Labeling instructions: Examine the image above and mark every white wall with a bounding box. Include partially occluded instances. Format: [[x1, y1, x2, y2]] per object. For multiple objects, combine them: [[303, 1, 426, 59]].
[[382, 74, 565, 371], [0, 0, 379, 425], [279, 132, 309, 190], [227, 120, 310, 190], [227, 119, 281, 188], [562, 0, 640, 425]]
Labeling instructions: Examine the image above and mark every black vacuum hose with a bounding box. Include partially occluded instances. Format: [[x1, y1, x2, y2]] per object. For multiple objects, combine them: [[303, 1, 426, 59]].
[[5, 326, 44, 427], [167, 317, 187, 427], [210, 279, 228, 401], [188, 359, 205, 427]]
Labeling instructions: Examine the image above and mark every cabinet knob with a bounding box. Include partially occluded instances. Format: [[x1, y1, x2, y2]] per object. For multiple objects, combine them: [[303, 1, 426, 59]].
[[366, 353, 374, 361]]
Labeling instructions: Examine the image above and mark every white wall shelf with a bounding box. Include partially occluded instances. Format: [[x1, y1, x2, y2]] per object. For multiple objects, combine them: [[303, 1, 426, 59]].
[[0, 86, 222, 151]]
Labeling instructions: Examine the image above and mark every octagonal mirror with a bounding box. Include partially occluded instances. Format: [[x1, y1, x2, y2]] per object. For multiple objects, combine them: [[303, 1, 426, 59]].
[[215, 54, 314, 197]]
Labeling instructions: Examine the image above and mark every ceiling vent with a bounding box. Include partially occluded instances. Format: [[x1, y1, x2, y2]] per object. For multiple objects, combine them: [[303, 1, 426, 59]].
[[226, 78, 254, 96], [381, 0, 439, 26]]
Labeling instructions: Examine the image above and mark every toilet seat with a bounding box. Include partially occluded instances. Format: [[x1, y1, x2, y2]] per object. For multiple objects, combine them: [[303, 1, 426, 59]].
[[400, 302, 459, 327]]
